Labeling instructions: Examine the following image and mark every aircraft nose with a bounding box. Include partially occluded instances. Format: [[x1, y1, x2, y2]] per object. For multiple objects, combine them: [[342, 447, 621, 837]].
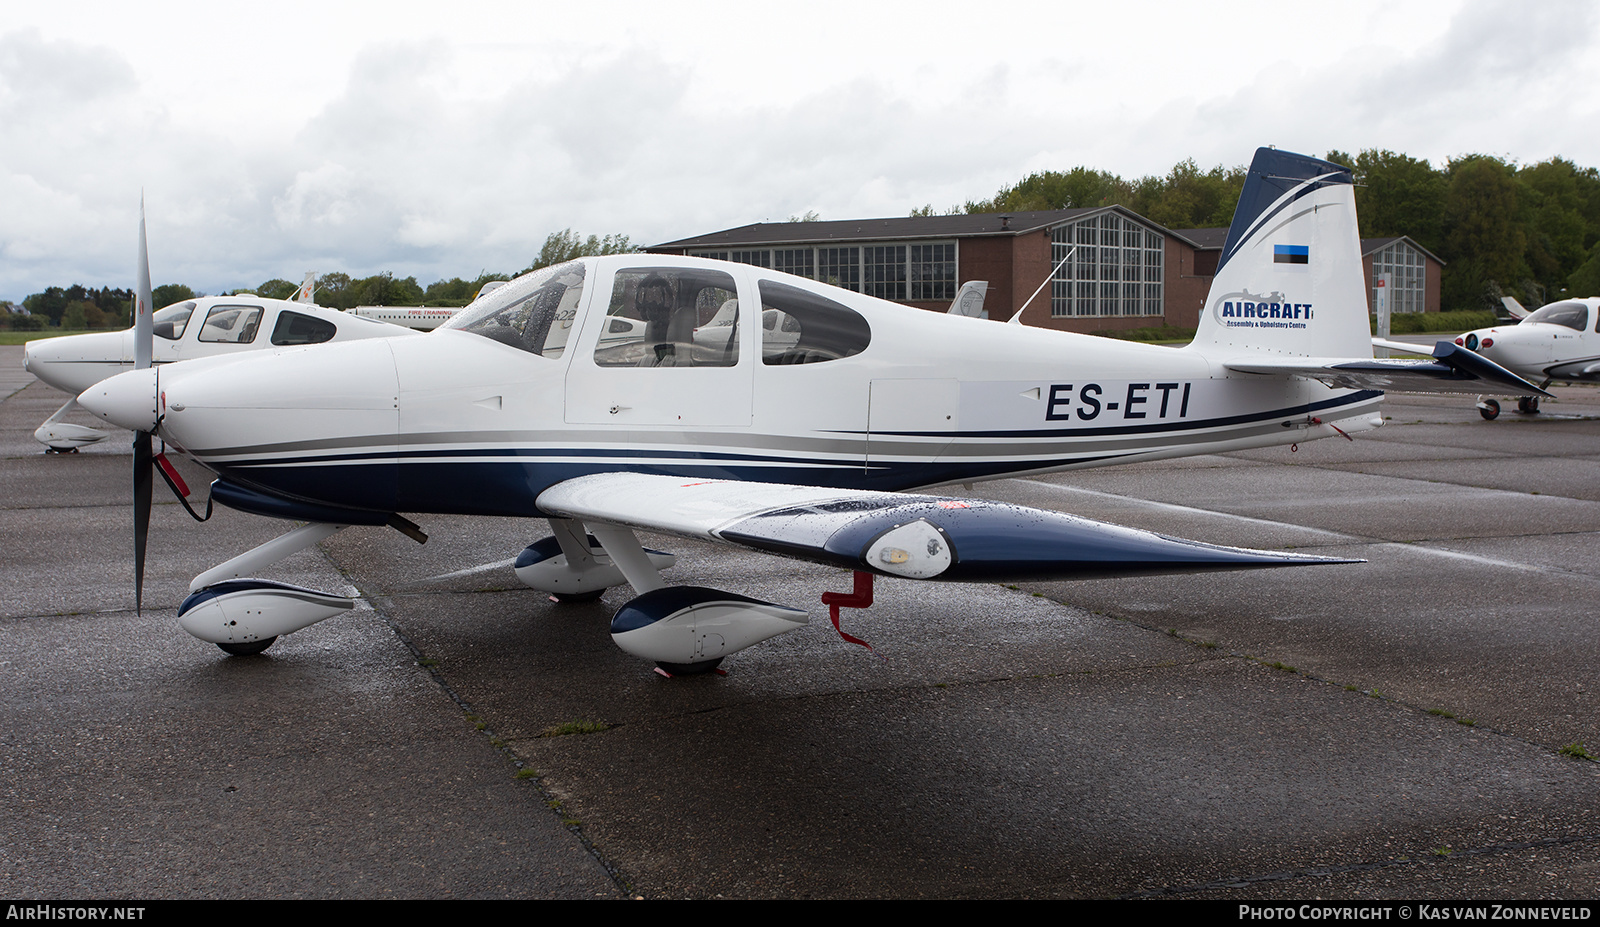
[[79, 368, 159, 432]]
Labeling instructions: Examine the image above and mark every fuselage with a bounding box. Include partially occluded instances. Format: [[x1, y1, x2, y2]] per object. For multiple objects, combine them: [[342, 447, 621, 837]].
[[92, 255, 1381, 520], [1458, 297, 1600, 387]]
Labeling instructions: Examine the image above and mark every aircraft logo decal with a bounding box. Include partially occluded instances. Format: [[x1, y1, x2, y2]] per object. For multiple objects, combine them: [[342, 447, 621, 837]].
[[1211, 289, 1314, 330]]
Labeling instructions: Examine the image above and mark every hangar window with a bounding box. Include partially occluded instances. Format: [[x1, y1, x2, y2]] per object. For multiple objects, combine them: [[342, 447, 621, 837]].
[[594, 266, 740, 367], [1371, 241, 1427, 314], [441, 259, 586, 358], [198, 305, 262, 344], [863, 246, 907, 300], [152, 302, 195, 340], [773, 249, 814, 278], [910, 243, 956, 301], [757, 279, 870, 365], [816, 247, 861, 292], [689, 244, 952, 304], [270, 311, 337, 346], [1049, 213, 1163, 318], [730, 250, 770, 268]]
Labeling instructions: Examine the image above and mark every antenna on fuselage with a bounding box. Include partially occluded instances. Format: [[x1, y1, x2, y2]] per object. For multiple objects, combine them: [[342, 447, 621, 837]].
[[1008, 246, 1076, 325]]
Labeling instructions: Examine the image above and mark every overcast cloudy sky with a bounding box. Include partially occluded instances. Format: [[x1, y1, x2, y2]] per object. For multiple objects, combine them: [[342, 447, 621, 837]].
[[2, 0, 1597, 302]]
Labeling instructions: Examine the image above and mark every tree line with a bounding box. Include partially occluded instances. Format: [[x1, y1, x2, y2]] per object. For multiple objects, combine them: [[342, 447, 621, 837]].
[[2, 229, 637, 331]]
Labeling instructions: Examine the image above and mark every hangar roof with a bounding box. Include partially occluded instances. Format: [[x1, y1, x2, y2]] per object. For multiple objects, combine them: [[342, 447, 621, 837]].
[[653, 206, 1203, 251]]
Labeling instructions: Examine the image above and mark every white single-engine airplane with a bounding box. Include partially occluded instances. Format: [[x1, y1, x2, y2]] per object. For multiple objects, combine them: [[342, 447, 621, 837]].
[[23, 291, 411, 451], [79, 149, 1545, 673], [1446, 297, 1600, 419]]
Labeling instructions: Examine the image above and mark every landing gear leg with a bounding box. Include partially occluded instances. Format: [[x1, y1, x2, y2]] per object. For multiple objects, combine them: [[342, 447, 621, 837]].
[[514, 517, 675, 600]]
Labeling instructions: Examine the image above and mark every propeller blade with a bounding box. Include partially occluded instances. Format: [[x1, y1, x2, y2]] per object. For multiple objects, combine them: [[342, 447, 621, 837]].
[[134, 429, 152, 614], [132, 199, 156, 613], [135, 197, 153, 370]]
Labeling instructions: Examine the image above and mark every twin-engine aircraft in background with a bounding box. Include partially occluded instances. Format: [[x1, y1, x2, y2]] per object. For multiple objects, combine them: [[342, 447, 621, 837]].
[[79, 148, 1544, 675]]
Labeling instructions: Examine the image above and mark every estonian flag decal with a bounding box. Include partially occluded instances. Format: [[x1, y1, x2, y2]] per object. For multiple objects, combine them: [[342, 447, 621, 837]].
[[1274, 244, 1310, 264]]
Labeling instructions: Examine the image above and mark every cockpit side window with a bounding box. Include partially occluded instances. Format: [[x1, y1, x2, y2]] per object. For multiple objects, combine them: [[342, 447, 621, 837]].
[[197, 305, 263, 344], [439, 260, 586, 358], [1524, 300, 1589, 331], [271, 310, 338, 346], [152, 302, 196, 340], [593, 267, 740, 368], [757, 280, 871, 365]]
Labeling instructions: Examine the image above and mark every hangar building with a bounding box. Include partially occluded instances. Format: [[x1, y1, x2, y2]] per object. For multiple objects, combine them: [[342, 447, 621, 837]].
[[650, 211, 1443, 334]]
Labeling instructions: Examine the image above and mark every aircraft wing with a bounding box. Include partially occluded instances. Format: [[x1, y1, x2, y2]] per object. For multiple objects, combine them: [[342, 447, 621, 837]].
[[1226, 340, 1551, 397], [536, 473, 1355, 582]]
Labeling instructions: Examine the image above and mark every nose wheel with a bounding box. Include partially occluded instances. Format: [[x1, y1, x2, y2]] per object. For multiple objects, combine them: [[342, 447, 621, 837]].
[[217, 637, 277, 656], [1477, 398, 1500, 420]]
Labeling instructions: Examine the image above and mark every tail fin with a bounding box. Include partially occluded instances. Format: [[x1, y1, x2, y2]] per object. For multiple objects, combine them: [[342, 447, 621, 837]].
[[1188, 148, 1370, 359], [947, 280, 988, 318]]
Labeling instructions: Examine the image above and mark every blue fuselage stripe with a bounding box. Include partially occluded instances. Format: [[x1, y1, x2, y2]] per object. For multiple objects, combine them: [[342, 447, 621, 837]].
[[201, 390, 1380, 519]]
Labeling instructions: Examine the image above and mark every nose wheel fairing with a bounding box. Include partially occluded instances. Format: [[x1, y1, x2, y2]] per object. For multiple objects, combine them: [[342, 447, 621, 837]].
[[174, 523, 363, 655], [34, 399, 111, 451], [177, 579, 354, 649]]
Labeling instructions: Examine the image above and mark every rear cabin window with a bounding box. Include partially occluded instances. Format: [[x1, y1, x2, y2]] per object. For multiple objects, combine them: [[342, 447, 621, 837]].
[[757, 280, 871, 364], [271, 310, 338, 346], [439, 260, 586, 358], [197, 305, 262, 344], [594, 267, 740, 368]]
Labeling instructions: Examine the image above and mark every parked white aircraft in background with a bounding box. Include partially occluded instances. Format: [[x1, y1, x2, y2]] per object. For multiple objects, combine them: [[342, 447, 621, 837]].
[[947, 280, 989, 319], [23, 295, 412, 450], [1400, 297, 1600, 419], [1501, 296, 1532, 320], [79, 148, 1543, 675], [347, 305, 462, 331]]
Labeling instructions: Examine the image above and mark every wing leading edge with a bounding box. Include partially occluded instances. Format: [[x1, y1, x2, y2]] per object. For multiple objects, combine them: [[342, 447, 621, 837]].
[[537, 473, 1358, 583]]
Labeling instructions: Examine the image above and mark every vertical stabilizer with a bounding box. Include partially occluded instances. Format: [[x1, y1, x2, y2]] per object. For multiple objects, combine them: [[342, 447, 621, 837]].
[[1187, 148, 1370, 360]]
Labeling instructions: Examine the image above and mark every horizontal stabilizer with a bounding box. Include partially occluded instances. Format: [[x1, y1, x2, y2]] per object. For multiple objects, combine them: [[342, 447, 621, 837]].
[[538, 474, 1358, 582], [1228, 340, 1551, 397]]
